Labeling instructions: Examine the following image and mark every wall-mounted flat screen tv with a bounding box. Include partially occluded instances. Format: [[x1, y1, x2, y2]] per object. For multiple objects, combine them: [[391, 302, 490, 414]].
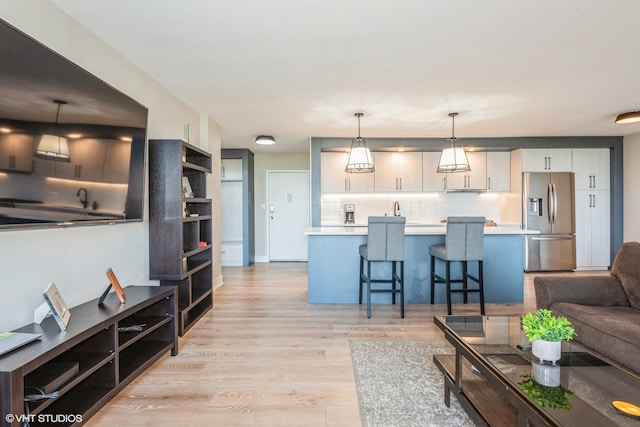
[[0, 19, 148, 230]]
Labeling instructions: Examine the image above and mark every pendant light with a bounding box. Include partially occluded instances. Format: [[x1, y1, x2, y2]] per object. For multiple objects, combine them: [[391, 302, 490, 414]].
[[437, 112, 470, 173], [35, 100, 70, 162], [345, 112, 374, 173]]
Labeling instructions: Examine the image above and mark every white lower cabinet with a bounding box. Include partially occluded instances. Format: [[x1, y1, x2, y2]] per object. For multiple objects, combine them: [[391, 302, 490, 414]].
[[221, 243, 244, 266], [575, 189, 610, 269]]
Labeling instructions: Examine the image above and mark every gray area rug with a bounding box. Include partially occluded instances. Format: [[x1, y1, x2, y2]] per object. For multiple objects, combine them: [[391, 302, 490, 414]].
[[350, 340, 474, 427]]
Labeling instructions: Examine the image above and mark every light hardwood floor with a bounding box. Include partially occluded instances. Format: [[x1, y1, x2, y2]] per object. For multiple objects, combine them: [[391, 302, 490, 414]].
[[85, 263, 595, 426]]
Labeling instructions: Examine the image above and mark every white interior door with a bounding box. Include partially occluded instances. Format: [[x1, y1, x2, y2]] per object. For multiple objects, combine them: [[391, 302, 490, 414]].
[[267, 171, 309, 261]]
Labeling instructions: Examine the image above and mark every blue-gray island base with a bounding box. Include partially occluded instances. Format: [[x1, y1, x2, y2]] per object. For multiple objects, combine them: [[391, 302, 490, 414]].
[[306, 226, 534, 305]]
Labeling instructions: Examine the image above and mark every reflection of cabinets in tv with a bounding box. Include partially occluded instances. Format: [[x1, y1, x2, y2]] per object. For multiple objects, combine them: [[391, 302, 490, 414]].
[[149, 139, 213, 336], [0, 133, 34, 172], [0, 286, 177, 427], [31, 138, 131, 183]]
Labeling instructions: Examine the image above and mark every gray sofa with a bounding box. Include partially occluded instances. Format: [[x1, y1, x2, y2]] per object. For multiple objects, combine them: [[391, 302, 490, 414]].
[[534, 242, 640, 375]]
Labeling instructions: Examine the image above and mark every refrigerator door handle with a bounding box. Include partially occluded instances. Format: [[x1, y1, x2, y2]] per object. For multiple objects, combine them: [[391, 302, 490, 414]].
[[547, 183, 553, 224], [551, 182, 558, 224]]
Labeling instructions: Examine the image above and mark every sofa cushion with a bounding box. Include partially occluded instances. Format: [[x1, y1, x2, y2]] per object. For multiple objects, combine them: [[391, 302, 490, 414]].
[[611, 242, 640, 309], [551, 302, 640, 375]]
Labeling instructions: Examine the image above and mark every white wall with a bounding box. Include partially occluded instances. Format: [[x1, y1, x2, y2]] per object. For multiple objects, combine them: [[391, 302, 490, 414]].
[[623, 132, 640, 242], [253, 153, 310, 261], [0, 2, 221, 330]]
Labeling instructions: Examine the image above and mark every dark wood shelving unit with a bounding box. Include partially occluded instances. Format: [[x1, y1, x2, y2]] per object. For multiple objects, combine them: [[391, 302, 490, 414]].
[[0, 286, 177, 427], [148, 139, 213, 335]]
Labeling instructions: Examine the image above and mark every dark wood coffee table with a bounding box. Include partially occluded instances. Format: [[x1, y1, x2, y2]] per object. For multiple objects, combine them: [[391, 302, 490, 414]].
[[434, 315, 640, 427]]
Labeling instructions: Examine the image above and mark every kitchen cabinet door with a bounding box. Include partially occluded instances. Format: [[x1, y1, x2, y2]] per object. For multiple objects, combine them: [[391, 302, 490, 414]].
[[374, 152, 422, 192], [521, 148, 572, 172], [572, 148, 609, 190], [221, 158, 243, 181], [0, 133, 34, 172], [444, 152, 487, 190], [575, 189, 610, 269], [422, 152, 445, 192], [486, 151, 510, 192], [321, 151, 373, 193], [55, 138, 106, 181], [102, 139, 131, 183]]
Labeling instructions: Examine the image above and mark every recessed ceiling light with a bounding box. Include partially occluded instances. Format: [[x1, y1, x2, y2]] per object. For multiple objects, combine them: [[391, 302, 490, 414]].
[[255, 135, 276, 145], [615, 111, 640, 124]]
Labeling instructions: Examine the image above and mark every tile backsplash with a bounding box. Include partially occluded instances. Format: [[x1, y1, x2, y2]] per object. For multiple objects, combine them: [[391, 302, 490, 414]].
[[321, 192, 513, 226]]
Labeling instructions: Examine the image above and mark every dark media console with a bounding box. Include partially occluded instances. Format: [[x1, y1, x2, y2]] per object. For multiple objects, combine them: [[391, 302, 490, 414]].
[[0, 286, 177, 427]]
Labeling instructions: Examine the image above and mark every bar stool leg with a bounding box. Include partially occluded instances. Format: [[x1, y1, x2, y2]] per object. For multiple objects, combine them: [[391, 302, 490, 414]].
[[462, 261, 468, 304], [367, 260, 372, 318], [445, 260, 452, 315], [400, 260, 405, 318], [478, 260, 485, 315], [391, 261, 397, 305], [359, 255, 364, 304], [430, 255, 435, 304]]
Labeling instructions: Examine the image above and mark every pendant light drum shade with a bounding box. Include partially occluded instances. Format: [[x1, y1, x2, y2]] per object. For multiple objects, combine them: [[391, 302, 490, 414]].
[[34, 100, 70, 162], [35, 134, 70, 161], [437, 112, 470, 173], [345, 113, 374, 173]]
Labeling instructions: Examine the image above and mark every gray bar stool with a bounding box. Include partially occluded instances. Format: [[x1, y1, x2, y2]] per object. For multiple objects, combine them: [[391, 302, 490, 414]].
[[429, 216, 486, 315], [359, 216, 406, 318]]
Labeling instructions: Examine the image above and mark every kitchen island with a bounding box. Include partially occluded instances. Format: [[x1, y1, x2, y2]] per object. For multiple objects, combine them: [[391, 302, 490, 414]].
[[305, 225, 537, 305]]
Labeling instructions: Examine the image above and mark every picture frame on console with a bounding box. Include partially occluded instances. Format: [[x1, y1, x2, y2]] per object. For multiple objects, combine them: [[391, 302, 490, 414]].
[[42, 283, 71, 331]]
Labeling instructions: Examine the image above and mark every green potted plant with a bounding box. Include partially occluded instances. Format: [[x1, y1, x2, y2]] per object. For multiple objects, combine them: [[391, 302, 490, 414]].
[[521, 308, 575, 363]]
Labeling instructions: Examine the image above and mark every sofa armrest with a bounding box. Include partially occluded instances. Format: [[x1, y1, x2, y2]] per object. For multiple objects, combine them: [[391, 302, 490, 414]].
[[534, 275, 630, 309]]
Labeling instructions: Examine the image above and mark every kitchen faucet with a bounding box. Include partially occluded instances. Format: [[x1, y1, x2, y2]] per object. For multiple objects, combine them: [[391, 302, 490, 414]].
[[77, 188, 88, 209], [394, 201, 400, 216]]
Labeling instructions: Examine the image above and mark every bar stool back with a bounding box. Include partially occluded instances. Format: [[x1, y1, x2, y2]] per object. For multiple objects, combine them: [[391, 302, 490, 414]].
[[359, 216, 406, 318], [429, 216, 486, 315]]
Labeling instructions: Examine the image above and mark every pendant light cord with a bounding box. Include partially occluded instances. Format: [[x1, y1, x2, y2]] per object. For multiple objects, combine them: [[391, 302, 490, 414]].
[[449, 112, 458, 139]]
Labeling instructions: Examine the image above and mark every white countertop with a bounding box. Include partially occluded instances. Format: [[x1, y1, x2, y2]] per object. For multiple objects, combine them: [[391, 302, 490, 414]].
[[305, 226, 538, 236]]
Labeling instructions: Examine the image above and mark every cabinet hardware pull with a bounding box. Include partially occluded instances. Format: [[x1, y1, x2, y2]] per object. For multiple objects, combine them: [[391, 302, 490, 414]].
[[488, 177, 491, 190]]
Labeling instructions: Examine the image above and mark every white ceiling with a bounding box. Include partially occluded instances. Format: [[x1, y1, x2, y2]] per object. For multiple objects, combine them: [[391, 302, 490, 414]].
[[52, 0, 640, 153]]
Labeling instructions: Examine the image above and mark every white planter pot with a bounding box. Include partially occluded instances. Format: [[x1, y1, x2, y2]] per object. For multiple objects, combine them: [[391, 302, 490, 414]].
[[532, 339, 562, 363], [531, 361, 561, 387]]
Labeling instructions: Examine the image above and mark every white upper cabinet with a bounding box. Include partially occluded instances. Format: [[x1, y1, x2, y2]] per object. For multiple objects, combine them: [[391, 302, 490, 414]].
[[373, 152, 422, 192], [572, 148, 609, 190], [221, 158, 243, 181], [444, 152, 487, 190], [422, 152, 446, 192], [521, 148, 572, 172], [485, 151, 511, 192], [320, 151, 374, 193]]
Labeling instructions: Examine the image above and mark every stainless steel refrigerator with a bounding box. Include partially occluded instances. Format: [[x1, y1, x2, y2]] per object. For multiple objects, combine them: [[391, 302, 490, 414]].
[[523, 172, 576, 271]]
